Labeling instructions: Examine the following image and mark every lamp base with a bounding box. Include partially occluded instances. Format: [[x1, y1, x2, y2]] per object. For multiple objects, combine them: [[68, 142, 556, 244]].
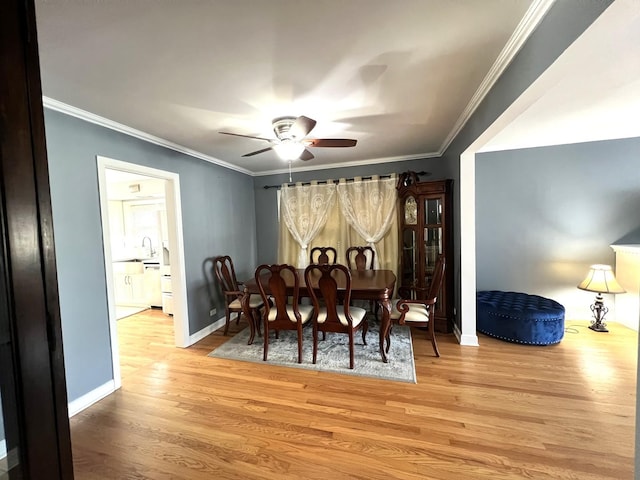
[[588, 322, 609, 333], [588, 294, 609, 333]]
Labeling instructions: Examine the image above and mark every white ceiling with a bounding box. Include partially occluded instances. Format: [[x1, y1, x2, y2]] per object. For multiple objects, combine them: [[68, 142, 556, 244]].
[[481, 0, 640, 153], [34, 0, 539, 175]]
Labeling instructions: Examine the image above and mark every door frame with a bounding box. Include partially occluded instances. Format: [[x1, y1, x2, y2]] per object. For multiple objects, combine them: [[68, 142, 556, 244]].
[[97, 155, 190, 389]]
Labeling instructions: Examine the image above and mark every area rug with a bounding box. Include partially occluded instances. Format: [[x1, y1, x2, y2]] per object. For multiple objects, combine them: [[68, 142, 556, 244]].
[[208, 321, 416, 383]]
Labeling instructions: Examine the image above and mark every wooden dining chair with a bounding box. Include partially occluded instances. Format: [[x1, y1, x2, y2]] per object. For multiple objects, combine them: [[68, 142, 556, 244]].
[[254, 264, 313, 363], [212, 255, 263, 344], [346, 245, 377, 318], [346, 246, 375, 271], [304, 263, 368, 369], [390, 254, 446, 357], [309, 246, 337, 265]]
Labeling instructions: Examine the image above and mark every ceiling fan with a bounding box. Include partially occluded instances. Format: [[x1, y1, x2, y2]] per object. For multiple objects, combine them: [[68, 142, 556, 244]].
[[219, 116, 357, 161]]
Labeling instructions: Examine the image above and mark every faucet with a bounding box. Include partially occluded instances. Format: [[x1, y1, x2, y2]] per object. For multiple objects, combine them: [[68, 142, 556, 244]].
[[141, 236, 155, 257]]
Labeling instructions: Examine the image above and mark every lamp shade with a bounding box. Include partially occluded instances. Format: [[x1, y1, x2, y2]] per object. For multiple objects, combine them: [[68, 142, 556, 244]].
[[577, 264, 625, 294], [273, 140, 305, 161]]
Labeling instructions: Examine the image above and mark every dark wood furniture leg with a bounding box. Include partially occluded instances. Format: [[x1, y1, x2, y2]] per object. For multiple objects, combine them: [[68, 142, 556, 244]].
[[241, 291, 257, 345], [379, 298, 392, 363]]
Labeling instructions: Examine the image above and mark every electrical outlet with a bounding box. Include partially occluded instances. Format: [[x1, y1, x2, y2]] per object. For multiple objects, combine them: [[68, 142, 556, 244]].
[[209, 308, 217, 317]]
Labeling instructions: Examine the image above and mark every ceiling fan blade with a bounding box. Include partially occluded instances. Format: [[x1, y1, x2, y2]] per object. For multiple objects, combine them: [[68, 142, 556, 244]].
[[299, 149, 315, 161], [306, 138, 357, 148], [219, 131, 273, 142], [289, 116, 317, 139], [242, 147, 273, 157]]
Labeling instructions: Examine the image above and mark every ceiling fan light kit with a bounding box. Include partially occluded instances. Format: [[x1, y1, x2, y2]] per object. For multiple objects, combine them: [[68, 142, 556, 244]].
[[219, 115, 357, 162], [273, 140, 305, 161]]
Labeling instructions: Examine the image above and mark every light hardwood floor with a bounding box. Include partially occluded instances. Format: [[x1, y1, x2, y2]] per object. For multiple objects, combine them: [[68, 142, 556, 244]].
[[70, 309, 637, 479]]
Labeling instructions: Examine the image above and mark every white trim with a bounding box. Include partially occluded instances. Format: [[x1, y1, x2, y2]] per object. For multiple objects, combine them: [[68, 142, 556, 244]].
[[43, 97, 253, 176], [96, 162, 122, 388], [460, 151, 479, 346], [162, 175, 191, 348], [611, 245, 640, 255], [0, 439, 5, 459], [438, 0, 557, 154], [186, 317, 226, 346], [97, 157, 191, 395], [454, 323, 480, 347], [67, 380, 115, 417]]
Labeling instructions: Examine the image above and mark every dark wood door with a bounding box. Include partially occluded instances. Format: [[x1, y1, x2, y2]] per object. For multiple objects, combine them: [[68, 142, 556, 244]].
[[1, 0, 74, 478]]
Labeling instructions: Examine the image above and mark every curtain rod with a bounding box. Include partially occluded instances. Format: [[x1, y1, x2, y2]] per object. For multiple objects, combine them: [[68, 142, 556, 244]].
[[262, 171, 431, 190]]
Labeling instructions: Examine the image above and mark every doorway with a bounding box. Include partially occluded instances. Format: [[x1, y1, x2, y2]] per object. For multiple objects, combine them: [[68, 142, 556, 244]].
[[97, 156, 189, 390]]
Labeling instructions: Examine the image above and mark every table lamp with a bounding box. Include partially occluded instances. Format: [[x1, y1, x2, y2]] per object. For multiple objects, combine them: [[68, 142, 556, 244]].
[[577, 264, 625, 332]]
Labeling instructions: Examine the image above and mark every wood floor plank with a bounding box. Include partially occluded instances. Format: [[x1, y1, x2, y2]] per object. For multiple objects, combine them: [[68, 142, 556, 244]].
[[70, 309, 637, 479]]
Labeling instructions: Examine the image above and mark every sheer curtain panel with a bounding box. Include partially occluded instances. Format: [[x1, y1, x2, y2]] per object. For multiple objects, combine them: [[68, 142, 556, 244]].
[[279, 181, 336, 268], [336, 175, 397, 268]]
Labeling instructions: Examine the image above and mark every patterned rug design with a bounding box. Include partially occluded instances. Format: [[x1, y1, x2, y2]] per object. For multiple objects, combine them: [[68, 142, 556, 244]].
[[208, 321, 416, 383]]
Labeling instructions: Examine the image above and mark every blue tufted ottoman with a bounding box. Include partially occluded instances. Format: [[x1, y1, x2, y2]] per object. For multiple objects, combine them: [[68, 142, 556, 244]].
[[477, 291, 565, 345]]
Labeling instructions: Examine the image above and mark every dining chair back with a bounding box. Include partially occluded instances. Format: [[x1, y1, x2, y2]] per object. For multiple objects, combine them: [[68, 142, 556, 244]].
[[304, 263, 368, 369], [212, 255, 263, 343], [309, 246, 337, 265], [346, 246, 375, 271], [346, 245, 378, 318], [391, 254, 446, 356], [254, 264, 313, 363]]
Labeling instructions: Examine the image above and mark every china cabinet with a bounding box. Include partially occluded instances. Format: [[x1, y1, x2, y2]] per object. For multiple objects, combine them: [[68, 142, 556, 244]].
[[397, 172, 453, 332]]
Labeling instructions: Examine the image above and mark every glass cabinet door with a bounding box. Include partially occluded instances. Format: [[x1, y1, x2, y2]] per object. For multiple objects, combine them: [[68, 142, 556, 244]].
[[425, 197, 442, 225], [424, 226, 442, 284], [401, 228, 417, 295], [423, 196, 443, 288]]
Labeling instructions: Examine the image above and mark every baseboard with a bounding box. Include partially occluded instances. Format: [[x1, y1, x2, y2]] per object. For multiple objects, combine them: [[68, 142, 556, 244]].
[[185, 317, 226, 346], [67, 380, 116, 417], [454, 324, 479, 346]]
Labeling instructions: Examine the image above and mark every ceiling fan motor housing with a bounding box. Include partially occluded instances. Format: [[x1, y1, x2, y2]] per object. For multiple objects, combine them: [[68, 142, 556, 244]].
[[272, 116, 298, 140]]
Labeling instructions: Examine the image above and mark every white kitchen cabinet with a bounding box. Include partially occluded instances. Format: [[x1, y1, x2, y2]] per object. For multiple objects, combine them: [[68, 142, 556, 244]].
[[113, 262, 148, 306]]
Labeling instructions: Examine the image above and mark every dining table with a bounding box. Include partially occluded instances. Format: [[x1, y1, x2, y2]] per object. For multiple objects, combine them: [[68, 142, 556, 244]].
[[242, 268, 397, 363]]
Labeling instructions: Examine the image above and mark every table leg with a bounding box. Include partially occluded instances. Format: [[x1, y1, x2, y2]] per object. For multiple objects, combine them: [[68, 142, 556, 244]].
[[241, 291, 256, 345], [379, 298, 392, 363]]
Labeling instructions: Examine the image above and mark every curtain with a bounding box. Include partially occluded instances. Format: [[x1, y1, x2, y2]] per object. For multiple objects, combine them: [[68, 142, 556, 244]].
[[336, 175, 397, 269], [277, 175, 399, 289], [279, 181, 336, 268]]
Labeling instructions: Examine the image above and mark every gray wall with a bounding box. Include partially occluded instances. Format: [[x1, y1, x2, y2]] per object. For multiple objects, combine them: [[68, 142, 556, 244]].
[[476, 137, 640, 318], [440, 0, 613, 329], [253, 158, 449, 265], [45, 109, 257, 402]]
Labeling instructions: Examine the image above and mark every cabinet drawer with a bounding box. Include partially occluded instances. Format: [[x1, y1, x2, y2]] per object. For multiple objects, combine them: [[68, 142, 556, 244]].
[[160, 276, 172, 293]]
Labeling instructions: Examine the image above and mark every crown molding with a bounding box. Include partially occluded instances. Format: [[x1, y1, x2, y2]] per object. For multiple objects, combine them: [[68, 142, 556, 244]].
[[611, 244, 640, 255], [438, 0, 556, 155], [42, 97, 253, 176], [252, 151, 440, 177]]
